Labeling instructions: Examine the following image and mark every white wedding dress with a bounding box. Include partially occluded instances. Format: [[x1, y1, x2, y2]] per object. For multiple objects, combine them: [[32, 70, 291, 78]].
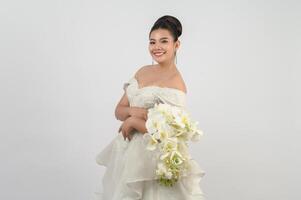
[[94, 76, 206, 200]]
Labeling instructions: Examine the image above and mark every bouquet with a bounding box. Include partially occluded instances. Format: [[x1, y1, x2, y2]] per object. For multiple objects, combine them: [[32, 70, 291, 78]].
[[143, 103, 204, 187]]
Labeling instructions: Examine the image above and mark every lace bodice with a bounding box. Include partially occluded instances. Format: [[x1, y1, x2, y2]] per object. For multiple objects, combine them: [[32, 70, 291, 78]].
[[123, 76, 187, 109]]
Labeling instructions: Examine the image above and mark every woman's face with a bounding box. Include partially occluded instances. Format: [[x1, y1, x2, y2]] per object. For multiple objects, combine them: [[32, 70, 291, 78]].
[[148, 28, 180, 65]]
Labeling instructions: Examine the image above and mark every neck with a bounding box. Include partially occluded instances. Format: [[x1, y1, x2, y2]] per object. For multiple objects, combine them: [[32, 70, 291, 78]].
[[157, 60, 176, 71]]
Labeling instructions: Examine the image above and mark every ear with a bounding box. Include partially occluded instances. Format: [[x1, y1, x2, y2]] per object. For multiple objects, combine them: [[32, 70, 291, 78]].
[[175, 40, 180, 50]]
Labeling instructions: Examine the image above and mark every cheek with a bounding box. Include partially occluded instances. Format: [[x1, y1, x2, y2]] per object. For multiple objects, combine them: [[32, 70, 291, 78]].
[[166, 46, 172, 51], [166, 46, 175, 55], [148, 46, 153, 52]]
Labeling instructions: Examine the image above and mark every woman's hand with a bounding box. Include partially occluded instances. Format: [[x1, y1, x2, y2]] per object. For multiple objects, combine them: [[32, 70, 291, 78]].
[[129, 107, 148, 121], [118, 117, 135, 141]]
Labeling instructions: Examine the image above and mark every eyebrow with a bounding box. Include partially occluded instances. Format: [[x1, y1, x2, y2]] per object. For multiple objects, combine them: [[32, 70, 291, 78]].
[[149, 37, 169, 41]]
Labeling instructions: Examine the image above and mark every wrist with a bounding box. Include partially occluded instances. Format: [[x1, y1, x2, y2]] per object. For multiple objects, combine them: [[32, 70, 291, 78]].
[[126, 115, 135, 125], [127, 116, 140, 127]]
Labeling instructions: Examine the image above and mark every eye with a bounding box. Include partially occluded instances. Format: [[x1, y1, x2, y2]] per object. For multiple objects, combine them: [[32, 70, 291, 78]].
[[149, 41, 155, 44], [161, 40, 168, 43]]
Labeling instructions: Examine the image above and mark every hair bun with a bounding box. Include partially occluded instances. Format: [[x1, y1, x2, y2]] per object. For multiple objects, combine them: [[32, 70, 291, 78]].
[[150, 15, 182, 41], [163, 16, 182, 38]]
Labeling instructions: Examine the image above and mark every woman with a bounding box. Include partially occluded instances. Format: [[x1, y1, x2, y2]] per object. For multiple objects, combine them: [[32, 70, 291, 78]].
[[95, 15, 206, 200]]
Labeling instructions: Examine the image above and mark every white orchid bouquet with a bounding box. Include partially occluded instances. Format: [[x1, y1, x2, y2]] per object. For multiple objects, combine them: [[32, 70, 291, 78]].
[[143, 103, 204, 187]]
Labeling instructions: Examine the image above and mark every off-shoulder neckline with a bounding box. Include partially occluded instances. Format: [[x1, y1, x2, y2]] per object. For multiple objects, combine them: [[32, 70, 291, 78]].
[[131, 76, 187, 95]]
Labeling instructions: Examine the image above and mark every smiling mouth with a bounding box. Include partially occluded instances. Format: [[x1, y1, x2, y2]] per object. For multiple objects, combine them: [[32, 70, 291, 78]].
[[153, 52, 166, 56]]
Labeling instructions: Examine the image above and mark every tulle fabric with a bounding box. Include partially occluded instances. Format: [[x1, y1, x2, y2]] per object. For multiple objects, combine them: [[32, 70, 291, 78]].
[[94, 132, 206, 200]]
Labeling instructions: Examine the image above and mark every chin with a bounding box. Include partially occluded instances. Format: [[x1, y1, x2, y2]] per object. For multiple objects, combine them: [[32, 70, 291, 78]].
[[154, 58, 167, 63]]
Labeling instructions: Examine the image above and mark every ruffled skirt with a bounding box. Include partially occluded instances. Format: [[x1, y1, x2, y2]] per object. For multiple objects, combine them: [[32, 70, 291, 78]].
[[94, 131, 206, 200]]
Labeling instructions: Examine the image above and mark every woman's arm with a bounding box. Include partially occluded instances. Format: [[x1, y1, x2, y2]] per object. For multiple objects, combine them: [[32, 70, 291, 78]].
[[115, 105, 131, 121], [115, 106, 148, 121], [115, 92, 148, 121], [128, 116, 147, 134]]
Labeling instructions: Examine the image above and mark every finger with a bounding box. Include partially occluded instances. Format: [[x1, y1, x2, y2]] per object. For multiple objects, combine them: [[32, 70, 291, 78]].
[[126, 132, 131, 141], [128, 132, 133, 141], [122, 130, 126, 140]]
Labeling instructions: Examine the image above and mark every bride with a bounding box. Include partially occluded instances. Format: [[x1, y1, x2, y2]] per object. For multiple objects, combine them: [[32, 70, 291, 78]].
[[94, 15, 206, 200]]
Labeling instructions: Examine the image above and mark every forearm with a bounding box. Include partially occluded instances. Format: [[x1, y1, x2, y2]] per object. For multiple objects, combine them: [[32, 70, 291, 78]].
[[130, 117, 147, 134], [115, 106, 146, 121]]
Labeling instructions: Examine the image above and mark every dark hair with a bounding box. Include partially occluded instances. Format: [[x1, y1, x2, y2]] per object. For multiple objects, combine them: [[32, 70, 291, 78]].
[[149, 15, 182, 42]]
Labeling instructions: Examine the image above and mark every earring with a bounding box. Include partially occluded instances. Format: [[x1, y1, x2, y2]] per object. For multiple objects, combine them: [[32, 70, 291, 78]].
[[175, 51, 177, 64], [152, 58, 154, 65]]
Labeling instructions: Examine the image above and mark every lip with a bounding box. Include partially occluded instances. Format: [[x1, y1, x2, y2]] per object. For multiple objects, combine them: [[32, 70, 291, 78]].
[[153, 51, 166, 56]]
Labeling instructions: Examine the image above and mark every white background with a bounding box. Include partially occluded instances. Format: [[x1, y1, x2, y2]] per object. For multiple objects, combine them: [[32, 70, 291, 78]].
[[0, 0, 300, 199]]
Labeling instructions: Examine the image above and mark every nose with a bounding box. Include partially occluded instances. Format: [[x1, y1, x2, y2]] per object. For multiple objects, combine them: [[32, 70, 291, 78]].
[[154, 44, 162, 50]]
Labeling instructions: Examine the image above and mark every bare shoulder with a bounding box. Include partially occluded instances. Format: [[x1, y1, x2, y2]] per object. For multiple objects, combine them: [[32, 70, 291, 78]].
[[134, 65, 153, 79], [171, 72, 187, 94]]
